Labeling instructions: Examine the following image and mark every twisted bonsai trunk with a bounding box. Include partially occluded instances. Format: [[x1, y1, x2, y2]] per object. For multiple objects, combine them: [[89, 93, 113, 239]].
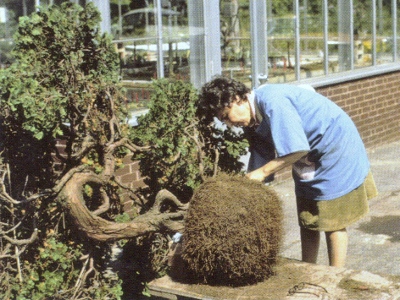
[[60, 172, 187, 242]]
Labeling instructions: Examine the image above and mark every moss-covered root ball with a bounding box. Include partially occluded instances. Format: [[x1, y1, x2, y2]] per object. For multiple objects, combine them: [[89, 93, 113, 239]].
[[181, 174, 284, 286]]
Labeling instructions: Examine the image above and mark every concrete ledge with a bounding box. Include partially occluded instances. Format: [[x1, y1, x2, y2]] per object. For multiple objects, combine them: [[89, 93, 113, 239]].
[[148, 257, 400, 300]]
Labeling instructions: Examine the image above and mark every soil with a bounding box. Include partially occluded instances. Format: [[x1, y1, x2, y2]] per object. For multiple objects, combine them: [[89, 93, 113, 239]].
[[149, 257, 316, 299]]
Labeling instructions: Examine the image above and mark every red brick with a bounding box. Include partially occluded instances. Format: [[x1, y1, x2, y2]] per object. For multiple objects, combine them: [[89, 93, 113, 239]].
[[316, 70, 400, 149], [122, 200, 134, 213], [115, 164, 131, 176], [131, 178, 147, 189], [119, 172, 141, 185]]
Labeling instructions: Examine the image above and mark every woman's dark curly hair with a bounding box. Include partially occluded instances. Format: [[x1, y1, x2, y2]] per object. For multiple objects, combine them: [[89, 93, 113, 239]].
[[197, 76, 250, 123]]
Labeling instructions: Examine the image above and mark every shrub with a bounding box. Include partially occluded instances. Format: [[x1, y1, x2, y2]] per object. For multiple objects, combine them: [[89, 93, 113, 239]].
[[0, 3, 127, 298], [130, 79, 249, 203]]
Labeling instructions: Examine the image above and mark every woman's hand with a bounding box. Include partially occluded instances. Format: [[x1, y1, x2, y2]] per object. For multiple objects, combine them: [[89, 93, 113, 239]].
[[246, 169, 267, 182]]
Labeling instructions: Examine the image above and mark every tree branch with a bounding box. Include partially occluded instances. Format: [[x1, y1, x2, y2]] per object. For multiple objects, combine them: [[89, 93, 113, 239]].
[[61, 172, 187, 242], [184, 124, 206, 181], [104, 90, 119, 146], [106, 137, 150, 153], [153, 189, 189, 212], [2, 229, 38, 246]]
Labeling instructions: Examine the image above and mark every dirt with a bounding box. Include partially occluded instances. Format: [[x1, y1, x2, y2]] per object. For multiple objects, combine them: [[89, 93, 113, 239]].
[[150, 257, 317, 299], [149, 256, 400, 299]]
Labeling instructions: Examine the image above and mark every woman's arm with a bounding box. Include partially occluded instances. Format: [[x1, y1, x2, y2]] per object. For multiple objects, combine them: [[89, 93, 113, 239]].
[[246, 151, 308, 182]]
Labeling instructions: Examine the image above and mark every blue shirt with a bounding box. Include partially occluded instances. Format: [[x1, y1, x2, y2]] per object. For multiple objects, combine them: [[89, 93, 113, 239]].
[[252, 84, 370, 200]]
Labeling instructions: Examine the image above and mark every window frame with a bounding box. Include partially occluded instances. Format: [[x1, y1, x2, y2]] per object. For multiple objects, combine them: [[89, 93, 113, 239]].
[[106, 0, 400, 88]]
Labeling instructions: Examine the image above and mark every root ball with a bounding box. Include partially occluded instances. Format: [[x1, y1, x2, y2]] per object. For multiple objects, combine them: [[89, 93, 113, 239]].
[[181, 174, 283, 286]]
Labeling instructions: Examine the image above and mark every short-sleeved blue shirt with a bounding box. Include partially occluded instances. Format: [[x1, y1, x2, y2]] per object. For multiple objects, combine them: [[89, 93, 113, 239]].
[[253, 84, 370, 200]]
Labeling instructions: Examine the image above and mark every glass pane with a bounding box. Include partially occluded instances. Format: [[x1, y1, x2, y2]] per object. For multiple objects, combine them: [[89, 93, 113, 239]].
[[398, 1, 400, 61], [376, 0, 394, 65], [267, 0, 296, 83], [298, 0, 325, 80], [220, 0, 252, 86], [337, 0, 352, 71], [114, 0, 189, 83], [0, 6, 15, 69], [327, 0, 340, 74], [354, 0, 373, 68], [112, 0, 190, 115]]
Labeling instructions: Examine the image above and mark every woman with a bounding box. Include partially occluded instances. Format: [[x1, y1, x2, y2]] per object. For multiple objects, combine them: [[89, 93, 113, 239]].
[[198, 76, 377, 267]]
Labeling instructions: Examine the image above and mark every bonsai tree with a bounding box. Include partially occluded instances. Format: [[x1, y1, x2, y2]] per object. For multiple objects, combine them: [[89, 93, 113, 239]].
[[130, 78, 249, 203], [0, 3, 187, 299], [0, 2, 249, 298]]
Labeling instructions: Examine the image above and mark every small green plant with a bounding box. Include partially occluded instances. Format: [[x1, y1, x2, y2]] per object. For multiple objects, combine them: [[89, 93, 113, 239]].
[[130, 78, 249, 202], [14, 236, 82, 300]]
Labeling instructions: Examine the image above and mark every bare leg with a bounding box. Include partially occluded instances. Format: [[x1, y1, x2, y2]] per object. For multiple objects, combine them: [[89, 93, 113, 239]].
[[325, 228, 348, 267], [300, 227, 320, 264]]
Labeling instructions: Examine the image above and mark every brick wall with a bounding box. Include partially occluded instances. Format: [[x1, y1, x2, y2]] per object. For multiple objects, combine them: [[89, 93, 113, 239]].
[[114, 154, 146, 216], [118, 71, 400, 212], [52, 144, 146, 217], [315, 71, 400, 148]]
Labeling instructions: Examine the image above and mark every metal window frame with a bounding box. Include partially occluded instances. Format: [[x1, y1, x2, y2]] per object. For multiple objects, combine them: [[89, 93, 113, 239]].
[[323, 0, 329, 75], [88, 0, 111, 34], [96, 0, 400, 89], [372, 0, 377, 65], [249, 0, 269, 88], [392, 0, 398, 61], [155, 0, 164, 79], [294, 0, 301, 80], [289, 0, 400, 87]]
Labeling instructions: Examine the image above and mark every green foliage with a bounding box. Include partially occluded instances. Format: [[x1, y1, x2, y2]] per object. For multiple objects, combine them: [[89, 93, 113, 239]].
[[110, 0, 131, 5], [0, 3, 127, 299], [114, 212, 131, 223], [0, 1, 129, 197], [130, 79, 201, 200], [0, 40, 15, 64], [0, 1, 126, 148], [130, 79, 248, 202], [6, 235, 123, 300], [14, 236, 83, 300]]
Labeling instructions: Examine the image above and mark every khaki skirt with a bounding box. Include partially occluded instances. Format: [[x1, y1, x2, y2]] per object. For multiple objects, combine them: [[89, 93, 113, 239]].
[[296, 171, 378, 231]]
